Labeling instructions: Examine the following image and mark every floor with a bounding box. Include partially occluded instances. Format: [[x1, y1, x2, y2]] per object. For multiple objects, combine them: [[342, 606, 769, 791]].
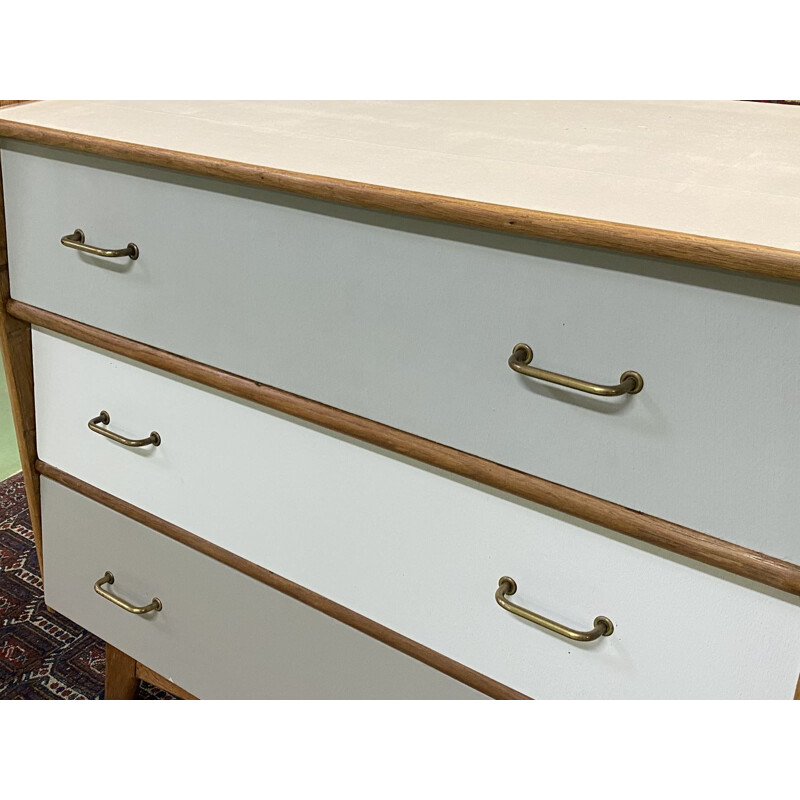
[[0, 357, 21, 480]]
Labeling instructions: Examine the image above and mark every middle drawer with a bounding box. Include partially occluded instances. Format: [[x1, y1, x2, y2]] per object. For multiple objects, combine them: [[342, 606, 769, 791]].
[[32, 327, 800, 699]]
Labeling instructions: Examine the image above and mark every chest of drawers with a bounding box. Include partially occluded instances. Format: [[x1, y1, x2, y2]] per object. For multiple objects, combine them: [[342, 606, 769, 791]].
[[1, 100, 799, 699]]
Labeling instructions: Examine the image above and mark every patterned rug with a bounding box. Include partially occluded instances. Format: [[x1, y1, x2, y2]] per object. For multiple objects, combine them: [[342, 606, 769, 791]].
[[0, 472, 176, 699]]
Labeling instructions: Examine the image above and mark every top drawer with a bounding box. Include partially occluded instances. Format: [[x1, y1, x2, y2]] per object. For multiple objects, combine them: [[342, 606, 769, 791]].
[[3, 141, 800, 563]]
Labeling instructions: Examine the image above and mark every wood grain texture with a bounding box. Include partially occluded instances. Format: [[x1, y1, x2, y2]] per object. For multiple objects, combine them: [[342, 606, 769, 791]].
[[135, 662, 197, 700], [16, 301, 800, 596], [37, 461, 528, 700], [0, 120, 798, 282], [104, 643, 139, 700], [795, 672, 800, 700], [0, 169, 41, 570]]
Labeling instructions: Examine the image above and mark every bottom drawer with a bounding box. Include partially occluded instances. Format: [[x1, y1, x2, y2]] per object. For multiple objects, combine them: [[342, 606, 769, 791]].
[[40, 478, 485, 699]]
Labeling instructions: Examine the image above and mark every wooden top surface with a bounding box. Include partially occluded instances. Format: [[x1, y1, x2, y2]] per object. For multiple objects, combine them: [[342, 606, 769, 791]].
[[1, 101, 799, 277]]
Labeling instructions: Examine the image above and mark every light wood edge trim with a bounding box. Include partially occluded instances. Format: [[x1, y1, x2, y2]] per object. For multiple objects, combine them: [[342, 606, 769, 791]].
[[15, 300, 800, 597], [1, 120, 799, 282], [37, 461, 526, 700], [0, 167, 41, 571], [795, 672, 800, 700], [134, 661, 198, 700]]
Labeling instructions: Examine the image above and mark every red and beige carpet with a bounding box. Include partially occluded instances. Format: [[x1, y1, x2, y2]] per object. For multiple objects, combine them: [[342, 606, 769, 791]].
[[0, 472, 175, 699]]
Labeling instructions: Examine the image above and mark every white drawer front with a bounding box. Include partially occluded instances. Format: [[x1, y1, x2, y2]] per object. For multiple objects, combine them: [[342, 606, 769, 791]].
[[5, 143, 800, 564], [34, 329, 800, 699], [41, 478, 485, 699]]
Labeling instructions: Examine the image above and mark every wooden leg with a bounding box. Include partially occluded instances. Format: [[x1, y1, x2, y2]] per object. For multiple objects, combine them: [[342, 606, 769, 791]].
[[105, 643, 140, 700], [135, 662, 198, 700], [0, 165, 43, 577]]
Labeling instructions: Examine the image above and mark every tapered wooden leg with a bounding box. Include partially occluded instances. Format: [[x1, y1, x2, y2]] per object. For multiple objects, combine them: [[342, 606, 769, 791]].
[[0, 165, 43, 577], [105, 643, 140, 700]]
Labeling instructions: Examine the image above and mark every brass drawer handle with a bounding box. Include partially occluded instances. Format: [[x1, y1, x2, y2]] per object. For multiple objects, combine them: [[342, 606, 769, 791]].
[[94, 571, 162, 615], [61, 228, 139, 260], [496, 576, 613, 641], [88, 410, 161, 447], [509, 342, 643, 396]]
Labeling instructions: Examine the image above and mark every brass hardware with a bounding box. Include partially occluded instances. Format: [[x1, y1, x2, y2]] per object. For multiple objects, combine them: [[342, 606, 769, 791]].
[[88, 411, 161, 447], [61, 229, 139, 260], [509, 342, 643, 396], [495, 576, 613, 641], [94, 571, 162, 615]]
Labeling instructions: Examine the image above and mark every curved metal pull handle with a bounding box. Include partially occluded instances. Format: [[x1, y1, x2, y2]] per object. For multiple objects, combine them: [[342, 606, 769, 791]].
[[88, 411, 161, 447], [496, 576, 613, 642], [94, 572, 162, 615], [509, 342, 643, 396], [61, 228, 139, 260]]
